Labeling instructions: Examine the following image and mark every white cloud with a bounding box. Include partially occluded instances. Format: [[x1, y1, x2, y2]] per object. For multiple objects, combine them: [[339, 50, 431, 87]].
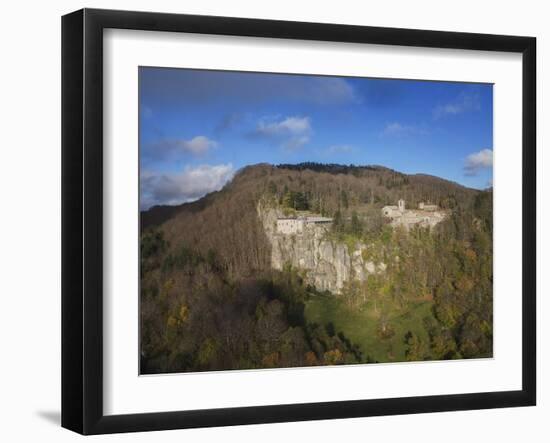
[[381, 122, 427, 137], [140, 163, 234, 210], [283, 135, 311, 150], [306, 77, 360, 105], [253, 116, 312, 150], [325, 144, 355, 154], [142, 135, 218, 163], [464, 149, 493, 176], [434, 91, 481, 119], [383, 122, 407, 135], [141, 105, 153, 119], [256, 116, 311, 136], [180, 136, 218, 155]]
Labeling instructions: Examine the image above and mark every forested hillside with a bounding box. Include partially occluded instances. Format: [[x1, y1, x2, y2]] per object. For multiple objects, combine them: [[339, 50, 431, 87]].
[[140, 163, 492, 373]]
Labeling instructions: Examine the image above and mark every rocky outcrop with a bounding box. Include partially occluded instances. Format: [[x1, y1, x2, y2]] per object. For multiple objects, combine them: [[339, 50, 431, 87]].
[[258, 205, 385, 294]]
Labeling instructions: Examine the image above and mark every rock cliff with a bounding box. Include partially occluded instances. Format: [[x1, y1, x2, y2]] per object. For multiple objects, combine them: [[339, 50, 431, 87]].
[[258, 205, 385, 294]]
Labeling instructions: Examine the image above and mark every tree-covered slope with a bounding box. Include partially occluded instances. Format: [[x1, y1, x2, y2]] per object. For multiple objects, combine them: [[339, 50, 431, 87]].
[[140, 163, 492, 373]]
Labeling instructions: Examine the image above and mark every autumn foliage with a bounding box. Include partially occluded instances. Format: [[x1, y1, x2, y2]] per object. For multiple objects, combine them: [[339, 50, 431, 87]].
[[140, 163, 492, 373]]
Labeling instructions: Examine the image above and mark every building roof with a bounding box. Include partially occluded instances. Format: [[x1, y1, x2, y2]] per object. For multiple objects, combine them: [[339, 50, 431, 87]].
[[305, 217, 333, 223], [277, 216, 333, 222]]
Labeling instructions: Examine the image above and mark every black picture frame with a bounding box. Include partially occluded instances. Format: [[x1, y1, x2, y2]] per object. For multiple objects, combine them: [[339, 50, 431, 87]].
[[62, 8, 536, 435]]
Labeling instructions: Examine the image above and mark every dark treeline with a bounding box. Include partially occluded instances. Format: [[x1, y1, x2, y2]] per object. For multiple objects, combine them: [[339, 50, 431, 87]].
[[269, 163, 475, 216], [276, 162, 386, 175], [141, 241, 363, 373], [140, 163, 492, 372]]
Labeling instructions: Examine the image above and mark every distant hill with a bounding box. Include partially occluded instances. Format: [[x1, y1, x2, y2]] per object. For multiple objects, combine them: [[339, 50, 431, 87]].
[[141, 192, 215, 231], [141, 162, 479, 232]]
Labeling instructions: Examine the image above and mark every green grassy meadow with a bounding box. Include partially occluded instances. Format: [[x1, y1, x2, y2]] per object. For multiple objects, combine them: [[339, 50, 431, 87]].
[[305, 295, 435, 363]]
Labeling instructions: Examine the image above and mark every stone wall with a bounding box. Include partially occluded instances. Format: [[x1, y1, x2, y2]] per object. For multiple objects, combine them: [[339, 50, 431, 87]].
[[388, 209, 447, 230], [276, 218, 304, 234], [382, 200, 448, 230]]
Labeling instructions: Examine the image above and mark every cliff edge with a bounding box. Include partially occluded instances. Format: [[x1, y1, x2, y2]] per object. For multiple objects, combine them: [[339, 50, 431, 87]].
[[258, 203, 385, 294]]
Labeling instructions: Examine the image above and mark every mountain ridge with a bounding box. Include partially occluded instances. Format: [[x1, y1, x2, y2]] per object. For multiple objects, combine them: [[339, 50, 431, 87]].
[[141, 162, 482, 230]]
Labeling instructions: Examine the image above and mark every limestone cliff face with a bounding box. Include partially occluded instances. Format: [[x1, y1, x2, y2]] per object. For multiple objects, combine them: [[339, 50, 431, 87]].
[[258, 205, 385, 294]]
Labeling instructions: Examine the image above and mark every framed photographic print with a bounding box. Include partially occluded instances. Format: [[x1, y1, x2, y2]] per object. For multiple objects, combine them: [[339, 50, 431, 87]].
[[61, 8, 536, 435]]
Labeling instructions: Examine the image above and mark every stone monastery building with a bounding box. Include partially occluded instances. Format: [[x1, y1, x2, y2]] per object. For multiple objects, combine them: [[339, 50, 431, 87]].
[[382, 199, 447, 229], [276, 216, 333, 235]]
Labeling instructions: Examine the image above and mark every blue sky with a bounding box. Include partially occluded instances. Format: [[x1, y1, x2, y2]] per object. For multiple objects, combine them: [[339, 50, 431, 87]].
[[139, 67, 493, 210]]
